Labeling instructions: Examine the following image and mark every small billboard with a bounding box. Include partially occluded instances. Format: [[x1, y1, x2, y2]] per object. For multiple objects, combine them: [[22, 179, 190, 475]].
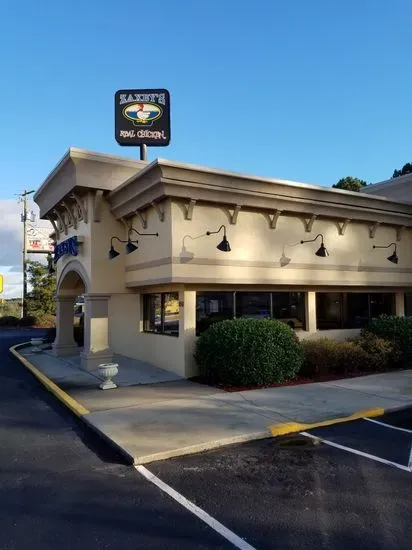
[[115, 89, 171, 147], [26, 224, 54, 254], [0, 274, 3, 294]]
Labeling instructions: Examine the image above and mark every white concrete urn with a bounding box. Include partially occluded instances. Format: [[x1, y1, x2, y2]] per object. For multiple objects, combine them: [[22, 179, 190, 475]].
[[97, 362, 119, 390], [30, 338, 44, 353]]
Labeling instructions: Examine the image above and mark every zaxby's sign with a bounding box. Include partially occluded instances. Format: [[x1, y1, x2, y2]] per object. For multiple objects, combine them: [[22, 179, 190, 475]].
[[115, 89, 171, 147]]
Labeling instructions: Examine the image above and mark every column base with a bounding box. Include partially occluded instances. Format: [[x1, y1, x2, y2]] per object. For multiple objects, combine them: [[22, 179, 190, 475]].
[[52, 342, 79, 357], [80, 349, 113, 371]]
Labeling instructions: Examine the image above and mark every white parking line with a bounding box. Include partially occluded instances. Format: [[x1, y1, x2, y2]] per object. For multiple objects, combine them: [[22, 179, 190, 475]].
[[363, 417, 412, 434], [300, 432, 412, 472], [136, 465, 258, 550]]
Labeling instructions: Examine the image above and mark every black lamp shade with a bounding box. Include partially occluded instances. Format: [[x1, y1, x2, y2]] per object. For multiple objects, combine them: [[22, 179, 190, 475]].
[[315, 243, 329, 257], [387, 252, 398, 264], [125, 241, 138, 255], [109, 246, 120, 260], [217, 236, 231, 252]]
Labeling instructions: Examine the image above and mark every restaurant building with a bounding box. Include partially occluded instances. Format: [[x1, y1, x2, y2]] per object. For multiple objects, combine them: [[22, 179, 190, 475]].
[[34, 148, 412, 377]]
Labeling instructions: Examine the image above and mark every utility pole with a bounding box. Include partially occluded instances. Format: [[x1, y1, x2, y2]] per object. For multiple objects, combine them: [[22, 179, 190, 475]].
[[17, 189, 35, 318]]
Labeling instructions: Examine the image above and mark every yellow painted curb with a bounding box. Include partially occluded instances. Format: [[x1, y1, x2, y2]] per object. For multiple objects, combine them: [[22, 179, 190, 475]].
[[10, 344, 90, 417], [269, 407, 385, 437]]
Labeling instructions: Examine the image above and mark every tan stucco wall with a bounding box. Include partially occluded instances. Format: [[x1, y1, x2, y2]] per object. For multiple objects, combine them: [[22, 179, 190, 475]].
[[124, 200, 173, 286], [108, 293, 187, 376], [169, 201, 412, 287]]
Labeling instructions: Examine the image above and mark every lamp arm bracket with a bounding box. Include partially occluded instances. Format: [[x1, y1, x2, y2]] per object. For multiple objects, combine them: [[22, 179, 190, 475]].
[[228, 205, 241, 225], [135, 210, 148, 229], [152, 201, 165, 222], [369, 222, 380, 239], [268, 210, 282, 229], [184, 199, 196, 221], [337, 218, 351, 236], [304, 215, 317, 233]]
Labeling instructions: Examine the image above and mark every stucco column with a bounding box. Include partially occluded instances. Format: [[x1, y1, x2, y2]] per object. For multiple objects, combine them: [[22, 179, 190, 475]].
[[395, 292, 405, 317], [53, 296, 78, 356], [80, 294, 113, 371], [305, 291, 317, 333], [180, 290, 197, 378]]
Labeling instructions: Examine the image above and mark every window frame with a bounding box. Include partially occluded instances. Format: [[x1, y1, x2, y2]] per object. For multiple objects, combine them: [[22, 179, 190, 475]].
[[143, 292, 179, 337]]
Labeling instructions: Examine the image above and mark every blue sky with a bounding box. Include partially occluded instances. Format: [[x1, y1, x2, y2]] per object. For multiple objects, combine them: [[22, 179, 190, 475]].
[[1, 0, 411, 199]]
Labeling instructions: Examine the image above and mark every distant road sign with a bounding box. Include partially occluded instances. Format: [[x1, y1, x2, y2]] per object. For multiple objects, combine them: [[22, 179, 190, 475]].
[[0, 274, 3, 294]]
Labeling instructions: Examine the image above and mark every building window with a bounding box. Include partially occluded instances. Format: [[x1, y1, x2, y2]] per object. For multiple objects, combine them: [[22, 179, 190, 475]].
[[236, 292, 271, 319], [196, 292, 234, 335], [316, 292, 395, 330], [143, 293, 179, 336], [405, 294, 412, 316], [196, 291, 306, 334], [272, 292, 306, 330]]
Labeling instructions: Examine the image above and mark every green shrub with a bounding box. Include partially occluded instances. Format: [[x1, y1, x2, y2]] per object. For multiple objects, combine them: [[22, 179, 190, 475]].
[[194, 318, 304, 386], [363, 315, 412, 367], [355, 331, 401, 371], [32, 313, 56, 328], [196, 314, 232, 335], [300, 338, 369, 377], [0, 315, 20, 327], [18, 315, 37, 327]]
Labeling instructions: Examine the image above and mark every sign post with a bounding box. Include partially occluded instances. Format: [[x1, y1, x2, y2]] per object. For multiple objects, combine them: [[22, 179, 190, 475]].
[[114, 89, 171, 160]]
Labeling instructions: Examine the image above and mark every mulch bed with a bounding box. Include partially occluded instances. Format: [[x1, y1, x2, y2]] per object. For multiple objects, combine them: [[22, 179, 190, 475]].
[[189, 369, 398, 393]]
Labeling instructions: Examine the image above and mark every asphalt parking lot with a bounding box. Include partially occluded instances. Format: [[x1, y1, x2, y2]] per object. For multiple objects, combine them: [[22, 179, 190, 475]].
[[145, 409, 412, 550]]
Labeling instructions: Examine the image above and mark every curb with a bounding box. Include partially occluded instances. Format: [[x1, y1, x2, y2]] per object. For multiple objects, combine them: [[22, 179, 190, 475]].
[[10, 343, 405, 466], [9, 343, 89, 417], [269, 407, 385, 437]]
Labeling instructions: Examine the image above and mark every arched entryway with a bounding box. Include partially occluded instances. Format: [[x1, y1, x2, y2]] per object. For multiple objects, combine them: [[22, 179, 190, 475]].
[[53, 261, 113, 371]]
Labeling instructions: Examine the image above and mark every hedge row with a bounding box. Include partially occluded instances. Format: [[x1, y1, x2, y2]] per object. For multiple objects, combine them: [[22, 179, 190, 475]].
[[195, 315, 408, 386], [0, 314, 56, 328]]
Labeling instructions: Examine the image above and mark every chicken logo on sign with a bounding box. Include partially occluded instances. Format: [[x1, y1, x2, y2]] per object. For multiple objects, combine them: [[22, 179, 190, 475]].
[[123, 103, 162, 127]]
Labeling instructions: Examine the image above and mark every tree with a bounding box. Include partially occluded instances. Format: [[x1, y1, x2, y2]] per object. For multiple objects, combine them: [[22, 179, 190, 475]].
[[332, 176, 368, 192], [26, 260, 56, 317], [392, 163, 412, 178]]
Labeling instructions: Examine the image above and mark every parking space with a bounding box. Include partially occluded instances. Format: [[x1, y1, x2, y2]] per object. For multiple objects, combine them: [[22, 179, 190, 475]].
[[141, 409, 412, 550], [303, 414, 412, 472]]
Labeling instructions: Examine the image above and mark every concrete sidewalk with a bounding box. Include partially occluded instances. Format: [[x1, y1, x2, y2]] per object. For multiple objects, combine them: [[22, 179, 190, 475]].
[[12, 344, 412, 464]]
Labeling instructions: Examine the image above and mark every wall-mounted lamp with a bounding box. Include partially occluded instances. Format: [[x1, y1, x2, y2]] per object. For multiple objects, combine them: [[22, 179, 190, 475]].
[[373, 242, 398, 264], [108, 228, 159, 260], [206, 225, 231, 252], [300, 233, 329, 257]]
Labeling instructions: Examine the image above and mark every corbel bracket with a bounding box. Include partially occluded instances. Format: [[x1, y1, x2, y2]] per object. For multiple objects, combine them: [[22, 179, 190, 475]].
[[369, 222, 380, 239], [47, 216, 60, 239], [136, 210, 148, 229], [53, 209, 67, 235], [396, 226, 406, 242], [70, 192, 88, 223], [61, 201, 76, 229], [337, 218, 351, 236], [152, 201, 165, 222], [304, 215, 317, 233], [184, 199, 196, 221], [93, 190, 104, 222], [228, 205, 241, 225], [268, 210, 282, 229]]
